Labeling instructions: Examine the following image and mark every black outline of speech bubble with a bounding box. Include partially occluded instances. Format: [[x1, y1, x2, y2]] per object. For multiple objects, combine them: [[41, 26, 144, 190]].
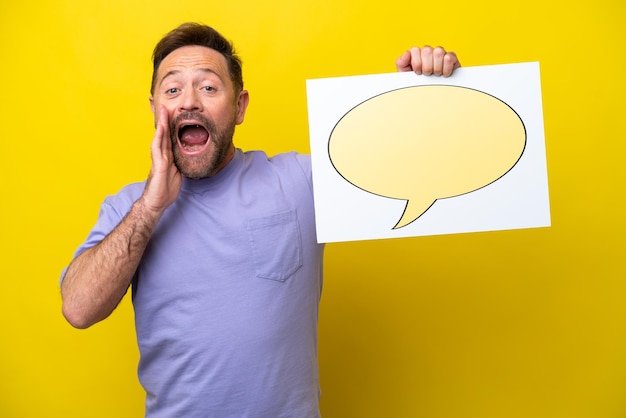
[[327, 84, 527, 229]]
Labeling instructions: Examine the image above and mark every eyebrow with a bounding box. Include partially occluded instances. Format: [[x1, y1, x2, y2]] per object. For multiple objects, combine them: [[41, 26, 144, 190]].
[[158, 68, 224, 88]]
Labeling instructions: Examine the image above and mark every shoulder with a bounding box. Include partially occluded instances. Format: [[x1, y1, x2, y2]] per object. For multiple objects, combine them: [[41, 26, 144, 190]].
[[241, 150, 313, 195], [102, 181, 146, 215], [243, 150, 311, 176]]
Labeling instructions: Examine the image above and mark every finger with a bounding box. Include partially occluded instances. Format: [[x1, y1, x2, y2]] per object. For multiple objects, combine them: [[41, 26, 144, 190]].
[[158, 106, 171, 157], [419, 46, 434, 75], [442, 51, 461, 77], [432, 46, 446, 76], [150, 106, 171, 174], [395, 50, 412, 72], [151, 111, 165, 161], [409, 46, 423, 75]]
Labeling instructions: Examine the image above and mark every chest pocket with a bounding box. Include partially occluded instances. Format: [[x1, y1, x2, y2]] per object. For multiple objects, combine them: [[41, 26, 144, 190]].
[[246, 210, 303, 282]]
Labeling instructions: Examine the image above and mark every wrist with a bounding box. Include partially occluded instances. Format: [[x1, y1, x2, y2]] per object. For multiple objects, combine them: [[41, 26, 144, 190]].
[[134, 196, 166, 225]]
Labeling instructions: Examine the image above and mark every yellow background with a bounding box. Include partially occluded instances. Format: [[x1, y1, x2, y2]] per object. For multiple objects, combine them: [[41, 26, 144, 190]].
[[1, 0, 624, 417]]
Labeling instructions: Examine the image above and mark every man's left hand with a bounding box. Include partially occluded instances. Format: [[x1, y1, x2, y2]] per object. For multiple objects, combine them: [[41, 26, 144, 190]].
[[396, 46, 461, 77]]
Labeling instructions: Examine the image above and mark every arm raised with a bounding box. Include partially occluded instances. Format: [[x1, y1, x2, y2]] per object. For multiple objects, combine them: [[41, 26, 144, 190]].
[[61, 106, 182, 328]]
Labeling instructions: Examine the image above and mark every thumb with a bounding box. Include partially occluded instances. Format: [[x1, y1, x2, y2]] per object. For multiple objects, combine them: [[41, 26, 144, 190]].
[[396, 50, 412, 72]]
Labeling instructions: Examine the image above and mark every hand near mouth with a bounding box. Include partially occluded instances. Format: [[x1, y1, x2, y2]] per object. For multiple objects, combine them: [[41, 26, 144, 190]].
[[141, 105, 183, 217]]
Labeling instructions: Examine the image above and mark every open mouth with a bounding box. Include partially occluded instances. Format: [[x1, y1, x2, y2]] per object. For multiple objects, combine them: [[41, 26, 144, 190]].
[[177, 124, 210, 153]]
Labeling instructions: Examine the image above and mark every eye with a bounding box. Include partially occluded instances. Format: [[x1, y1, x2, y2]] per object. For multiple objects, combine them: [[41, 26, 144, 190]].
[[202, 85, 215, 92], [166, 87, 179, 95]]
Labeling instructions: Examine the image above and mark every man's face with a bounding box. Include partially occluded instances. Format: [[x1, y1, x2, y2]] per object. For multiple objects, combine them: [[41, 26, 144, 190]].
[[150, 45, 248, 179]]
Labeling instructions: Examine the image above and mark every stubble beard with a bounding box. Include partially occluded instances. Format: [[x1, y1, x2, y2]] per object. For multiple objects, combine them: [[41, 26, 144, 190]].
[[169, 111, 236, 179]]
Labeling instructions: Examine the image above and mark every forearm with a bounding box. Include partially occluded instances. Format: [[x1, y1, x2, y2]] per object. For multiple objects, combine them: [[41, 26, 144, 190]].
[[61, 198, 162, 328]]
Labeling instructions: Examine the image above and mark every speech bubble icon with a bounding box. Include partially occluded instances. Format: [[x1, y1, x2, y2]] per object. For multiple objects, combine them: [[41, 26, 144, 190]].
[[328, 85, 526, 229]]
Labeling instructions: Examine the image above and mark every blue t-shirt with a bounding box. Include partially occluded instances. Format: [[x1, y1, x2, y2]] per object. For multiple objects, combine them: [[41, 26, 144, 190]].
[[66, 149, 325, 417]]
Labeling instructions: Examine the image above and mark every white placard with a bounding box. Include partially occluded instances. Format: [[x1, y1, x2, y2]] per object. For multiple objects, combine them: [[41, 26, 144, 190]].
[[307, 62, 550, 243]]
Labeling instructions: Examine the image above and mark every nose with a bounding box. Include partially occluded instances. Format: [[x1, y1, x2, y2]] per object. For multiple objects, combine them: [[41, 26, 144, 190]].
[[179, 88, 203, 112]]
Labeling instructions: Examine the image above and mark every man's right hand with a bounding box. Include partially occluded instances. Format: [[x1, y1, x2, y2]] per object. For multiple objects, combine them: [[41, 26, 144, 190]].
[[141, 105, 183, 216]]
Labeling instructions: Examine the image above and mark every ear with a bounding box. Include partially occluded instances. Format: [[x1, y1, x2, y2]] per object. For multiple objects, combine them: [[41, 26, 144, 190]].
[[235, 90, 249, 125], [149, 97, 159, 127]]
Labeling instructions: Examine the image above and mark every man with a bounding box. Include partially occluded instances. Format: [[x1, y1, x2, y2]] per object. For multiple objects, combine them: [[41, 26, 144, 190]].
[[61, 22, 460, 417]]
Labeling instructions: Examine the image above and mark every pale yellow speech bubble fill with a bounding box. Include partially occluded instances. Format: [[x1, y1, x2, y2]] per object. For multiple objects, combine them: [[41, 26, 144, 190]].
[[328, 85, 526, 229]]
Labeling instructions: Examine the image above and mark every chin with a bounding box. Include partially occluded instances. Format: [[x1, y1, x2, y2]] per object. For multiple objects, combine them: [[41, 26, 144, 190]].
[[175, 154, 221, 179]]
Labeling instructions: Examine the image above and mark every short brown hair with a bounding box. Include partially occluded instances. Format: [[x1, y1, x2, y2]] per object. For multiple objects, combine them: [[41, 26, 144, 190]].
[[150, 22, 243, 95]]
